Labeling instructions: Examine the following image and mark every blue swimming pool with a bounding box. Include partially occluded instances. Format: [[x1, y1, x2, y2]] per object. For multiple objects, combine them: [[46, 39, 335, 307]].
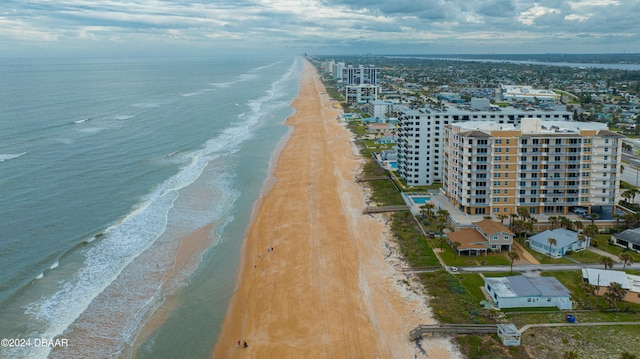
[[411, 196, 431, 204], [389, 161, 398, 170]]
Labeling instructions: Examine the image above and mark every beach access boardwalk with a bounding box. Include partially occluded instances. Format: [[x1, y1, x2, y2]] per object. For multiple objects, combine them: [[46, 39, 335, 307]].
[[363, 205, 410, 214], [409, 324, 499, 340], [355, 175, 389, 182]]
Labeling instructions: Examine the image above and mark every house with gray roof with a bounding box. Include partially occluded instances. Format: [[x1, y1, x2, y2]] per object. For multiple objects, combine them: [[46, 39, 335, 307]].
[[582, 268, 640, 304], [485, 276, 572, 310], [611, 228, 640, 254], [528, 228, 589, 258]]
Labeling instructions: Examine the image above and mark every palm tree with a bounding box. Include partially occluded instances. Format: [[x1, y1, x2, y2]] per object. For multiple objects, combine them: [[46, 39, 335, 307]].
[[438, 235, 447, 251], [626, 187, 639, 203], [579, 280, 596, 307], [434, 208, 451, 252], [583, 224, 598, 247], [453, 241, 461, 256], [600, 255, 614, 269], [517, 206, 530, 220], [573, 220, 583, 232], [577, 234, 587, 256], [509, 213, 518, 229], [620, 252, 634, 270], [613, 213, 624, 228], [589, 212, 599, 225], [420, 203, 435, 222], [605, 281, 628, 309], [547, 237, 557, 258], [497, 214, 508, 225], [548, 216, 558, 229], [508, 251, 520, 273]]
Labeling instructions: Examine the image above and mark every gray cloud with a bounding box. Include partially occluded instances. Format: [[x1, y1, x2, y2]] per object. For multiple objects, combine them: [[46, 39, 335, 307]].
[[0, 0, 638, 56]]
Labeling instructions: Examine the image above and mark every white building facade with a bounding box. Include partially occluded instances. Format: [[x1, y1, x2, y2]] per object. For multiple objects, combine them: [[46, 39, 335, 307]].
[[342, 65, 380, 85], [396, 106, 573, 186], [345, 85, 379, 105]]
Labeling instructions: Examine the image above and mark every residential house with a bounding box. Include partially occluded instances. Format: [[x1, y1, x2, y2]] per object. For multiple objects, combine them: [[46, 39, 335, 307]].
[[611, 228, 640, 253], [376, 133, 396, 144], [582, 268, 640, 304], [446, 219, 513, 256], [366, 123, 395, 135], [529, 228, 589, 258], [485, 275, 572, 310]]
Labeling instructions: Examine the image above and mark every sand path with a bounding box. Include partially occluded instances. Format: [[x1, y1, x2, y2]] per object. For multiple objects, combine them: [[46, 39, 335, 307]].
[[211, 59, 457, 358]]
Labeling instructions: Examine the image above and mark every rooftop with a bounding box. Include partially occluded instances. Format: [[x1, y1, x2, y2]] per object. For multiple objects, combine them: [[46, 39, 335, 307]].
[[582, 268, 632, 290], [475, 219, 513, 236], [447, 229, 488, 250], [613, 228, 640, 245], [450, 118, 609, 135], [486, 276, 571, 298], [529, 228, 580, 249]]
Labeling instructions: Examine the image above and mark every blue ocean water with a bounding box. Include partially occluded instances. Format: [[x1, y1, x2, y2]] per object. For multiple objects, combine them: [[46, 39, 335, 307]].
[[0, 56, 301, 358]]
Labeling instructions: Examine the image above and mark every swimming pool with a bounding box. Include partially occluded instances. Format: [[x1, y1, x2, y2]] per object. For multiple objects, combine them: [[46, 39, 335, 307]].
[[389, 161, 398, 170], [411, 196, 431, 204]]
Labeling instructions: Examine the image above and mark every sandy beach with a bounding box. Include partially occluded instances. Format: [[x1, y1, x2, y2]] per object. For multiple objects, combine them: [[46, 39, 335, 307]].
[[211, 59, 458, 358]]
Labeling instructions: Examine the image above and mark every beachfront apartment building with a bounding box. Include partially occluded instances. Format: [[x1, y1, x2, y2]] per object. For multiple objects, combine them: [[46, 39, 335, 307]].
[[368, 100, 396, 119], [342, 65, 381, 85], [395, 105, 572, 186], [441, 118, 623, 217], [345, 84, 379, 105]]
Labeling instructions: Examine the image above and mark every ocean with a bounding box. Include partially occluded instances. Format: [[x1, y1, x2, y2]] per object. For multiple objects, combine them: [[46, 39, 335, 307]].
[[0, 56, 301, 358]]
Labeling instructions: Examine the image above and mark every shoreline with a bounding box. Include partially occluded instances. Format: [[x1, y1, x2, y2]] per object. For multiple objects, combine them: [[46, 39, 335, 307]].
[[211, 59, 458, 358]]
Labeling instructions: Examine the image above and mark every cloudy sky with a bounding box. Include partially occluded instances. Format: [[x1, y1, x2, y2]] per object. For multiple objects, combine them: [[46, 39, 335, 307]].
[[1, 0, 638, 57]]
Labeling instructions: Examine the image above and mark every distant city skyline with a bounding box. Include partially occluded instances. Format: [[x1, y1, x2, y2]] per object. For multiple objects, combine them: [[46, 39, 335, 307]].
[[2, 0, 638, 57]]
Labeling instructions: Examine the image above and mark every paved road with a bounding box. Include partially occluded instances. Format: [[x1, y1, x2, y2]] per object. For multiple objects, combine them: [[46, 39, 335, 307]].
[[519, 321, 640, 333], [456, 262, 640, 273], [621, 163, 640, 187]]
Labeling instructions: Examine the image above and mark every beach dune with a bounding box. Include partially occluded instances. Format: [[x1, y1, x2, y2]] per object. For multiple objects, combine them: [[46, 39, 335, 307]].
[[212, 59, 456, 359]]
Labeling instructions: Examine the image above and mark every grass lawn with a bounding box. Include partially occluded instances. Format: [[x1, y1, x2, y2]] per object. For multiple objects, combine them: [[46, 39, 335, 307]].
[[457, 273, 487, 302], [597, 242, 640, 263], [527, 248, 575, 264], [418, 270, 491, 325], [565, 249, 602, 263], [483, 272, 514, 277], [435, 240, 510, 267]]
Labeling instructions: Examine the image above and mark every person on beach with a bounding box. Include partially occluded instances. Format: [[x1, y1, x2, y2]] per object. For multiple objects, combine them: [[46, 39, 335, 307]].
[[237, 340, 241, 348], [243, 341, 248, 348]]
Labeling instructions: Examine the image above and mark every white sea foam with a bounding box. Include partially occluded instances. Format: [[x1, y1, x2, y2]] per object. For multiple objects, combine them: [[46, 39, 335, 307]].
[[238, 73, 257, 82], [77, 127, 106, 134], [49, 261, 59, 270], [180, 91, 203, 97], [0, 152, 27, 163], [114, 115, 135, 120], [210, 81, 236, 88], [13, 58, 301, 359], [252, 60, 283, 71], [36, 273, 44, 280], [73, 119, 87, 124]]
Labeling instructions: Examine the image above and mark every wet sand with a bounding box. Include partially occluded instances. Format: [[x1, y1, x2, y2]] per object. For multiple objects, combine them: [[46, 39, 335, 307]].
[[211, 59, 458, 358]]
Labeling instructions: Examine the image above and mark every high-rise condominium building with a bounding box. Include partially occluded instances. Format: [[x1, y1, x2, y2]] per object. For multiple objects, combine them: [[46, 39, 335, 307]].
[[442, 118, 622, 216], [342, 65, 380, 85], [396, 105, 573, 186]]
